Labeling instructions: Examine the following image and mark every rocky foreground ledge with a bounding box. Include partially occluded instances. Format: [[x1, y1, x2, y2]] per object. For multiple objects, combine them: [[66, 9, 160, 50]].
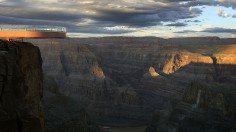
[[0, 40, 45, 132]]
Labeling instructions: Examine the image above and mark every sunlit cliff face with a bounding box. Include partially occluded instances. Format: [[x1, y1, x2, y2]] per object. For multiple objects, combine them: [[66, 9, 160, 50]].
[[92, 65, 105, 79], [162, 53, 213, 75], [155, 46, 236, 75], [149, 66, 159, 77], [213, 45, 236, 64]]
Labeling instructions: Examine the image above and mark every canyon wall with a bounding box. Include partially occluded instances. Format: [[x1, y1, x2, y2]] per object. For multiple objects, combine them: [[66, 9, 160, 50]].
[[29, 37, 236, 131], [0, 40, 45, 132]]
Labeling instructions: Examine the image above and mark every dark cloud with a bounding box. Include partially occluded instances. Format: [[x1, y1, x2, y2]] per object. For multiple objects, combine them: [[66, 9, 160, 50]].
[[157, 7, 202, 21], [90, 9, 160, 27], [193, 20, 201, 22], [202, 27, 236, 34], [185, 20, 201, 22], [0, 15, 73, 27], [216, 0, 236, 9], [0, 0, 234, 35], [175, 27, 236, 34], [0, 5, 82, 21], [165, 22, 187, 27], [0, 15, 132, 34], [183, 1, 216, 7], [174, 30, 196, 33], [89, 5, 202, 27], [68, 26, 132, 34], [178, 0, 236, 9], [172, 0, 191, 1], [0, 0, 25, 6], [0, 0, 202, 33]]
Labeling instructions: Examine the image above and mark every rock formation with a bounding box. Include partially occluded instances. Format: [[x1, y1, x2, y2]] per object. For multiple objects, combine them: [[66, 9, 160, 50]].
[[0, 40, 45, 132], [159, 80, 236, 132], [27, 37, 235, 131]]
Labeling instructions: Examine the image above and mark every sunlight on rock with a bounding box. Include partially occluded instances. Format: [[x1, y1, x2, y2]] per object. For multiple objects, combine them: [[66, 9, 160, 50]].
[[92, 65, 105, 79], [149, 66, 159, 77]]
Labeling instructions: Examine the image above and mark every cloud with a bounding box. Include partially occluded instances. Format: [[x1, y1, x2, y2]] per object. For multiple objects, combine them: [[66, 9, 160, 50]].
[[175, 27, 236, 34], [70, 27, 132, 34], [165, 22, 187, 27], [202, 27, 236, 33], [217, 9, 236, 18], [0, 0, 204, 31], [174, 30, 196, 33], [217, 9, 231, 18], [192, 20, 201, 22], [185, 20, 201, 22], [0, 0, 233, 35], [89, 5, 202, 27], [217, 0, 236, 9], [90, 9, 162, 27], [78, 1, 95, 5], [184, 0, 216, 7]]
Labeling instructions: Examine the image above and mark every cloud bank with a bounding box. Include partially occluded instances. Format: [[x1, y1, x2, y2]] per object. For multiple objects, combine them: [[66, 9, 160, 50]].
[[175, 27, 236, 34], [0, 0, 235, 36]]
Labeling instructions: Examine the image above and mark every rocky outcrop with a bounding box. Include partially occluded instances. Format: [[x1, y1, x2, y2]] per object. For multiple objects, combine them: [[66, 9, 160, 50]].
[[90, 41, 233, 101], [183, 81, 236, 117], [27, 37, 236, 130], [146, 81, 236, 132], [30, 39, 146, 129], [32, 40, 108, 100], [87, 37, 235, 131], [164, 81, 236, 132], [0, 40, 45, 132]]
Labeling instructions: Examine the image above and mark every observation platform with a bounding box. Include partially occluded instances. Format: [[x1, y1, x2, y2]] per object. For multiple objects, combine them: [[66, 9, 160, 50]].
[[0, 25, 66, 41]]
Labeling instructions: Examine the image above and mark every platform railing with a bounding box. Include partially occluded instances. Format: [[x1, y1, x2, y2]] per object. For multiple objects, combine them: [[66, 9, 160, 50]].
[[0, 25, 66, 32]]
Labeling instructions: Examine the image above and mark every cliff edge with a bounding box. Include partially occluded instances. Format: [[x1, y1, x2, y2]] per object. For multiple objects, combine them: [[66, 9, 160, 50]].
[[0, 40, 45, 132]]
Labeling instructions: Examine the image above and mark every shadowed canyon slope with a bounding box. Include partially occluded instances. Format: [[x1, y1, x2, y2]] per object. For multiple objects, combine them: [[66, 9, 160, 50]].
[[0, 40, 45, 132], [29, 37, 236, 132]]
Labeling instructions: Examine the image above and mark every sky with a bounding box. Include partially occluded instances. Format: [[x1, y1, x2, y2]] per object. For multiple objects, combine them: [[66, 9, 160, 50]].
[[0, 0, 236, 38]]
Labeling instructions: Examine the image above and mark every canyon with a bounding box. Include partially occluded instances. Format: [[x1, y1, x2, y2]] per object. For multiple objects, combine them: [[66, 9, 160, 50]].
[[29, 37, 236, 132], [1, 37, 235, 132]]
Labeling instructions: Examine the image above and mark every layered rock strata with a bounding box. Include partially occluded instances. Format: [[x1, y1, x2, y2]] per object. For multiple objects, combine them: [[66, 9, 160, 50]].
[[28, 37, 236, 129], [0, 40, 45, 132]]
